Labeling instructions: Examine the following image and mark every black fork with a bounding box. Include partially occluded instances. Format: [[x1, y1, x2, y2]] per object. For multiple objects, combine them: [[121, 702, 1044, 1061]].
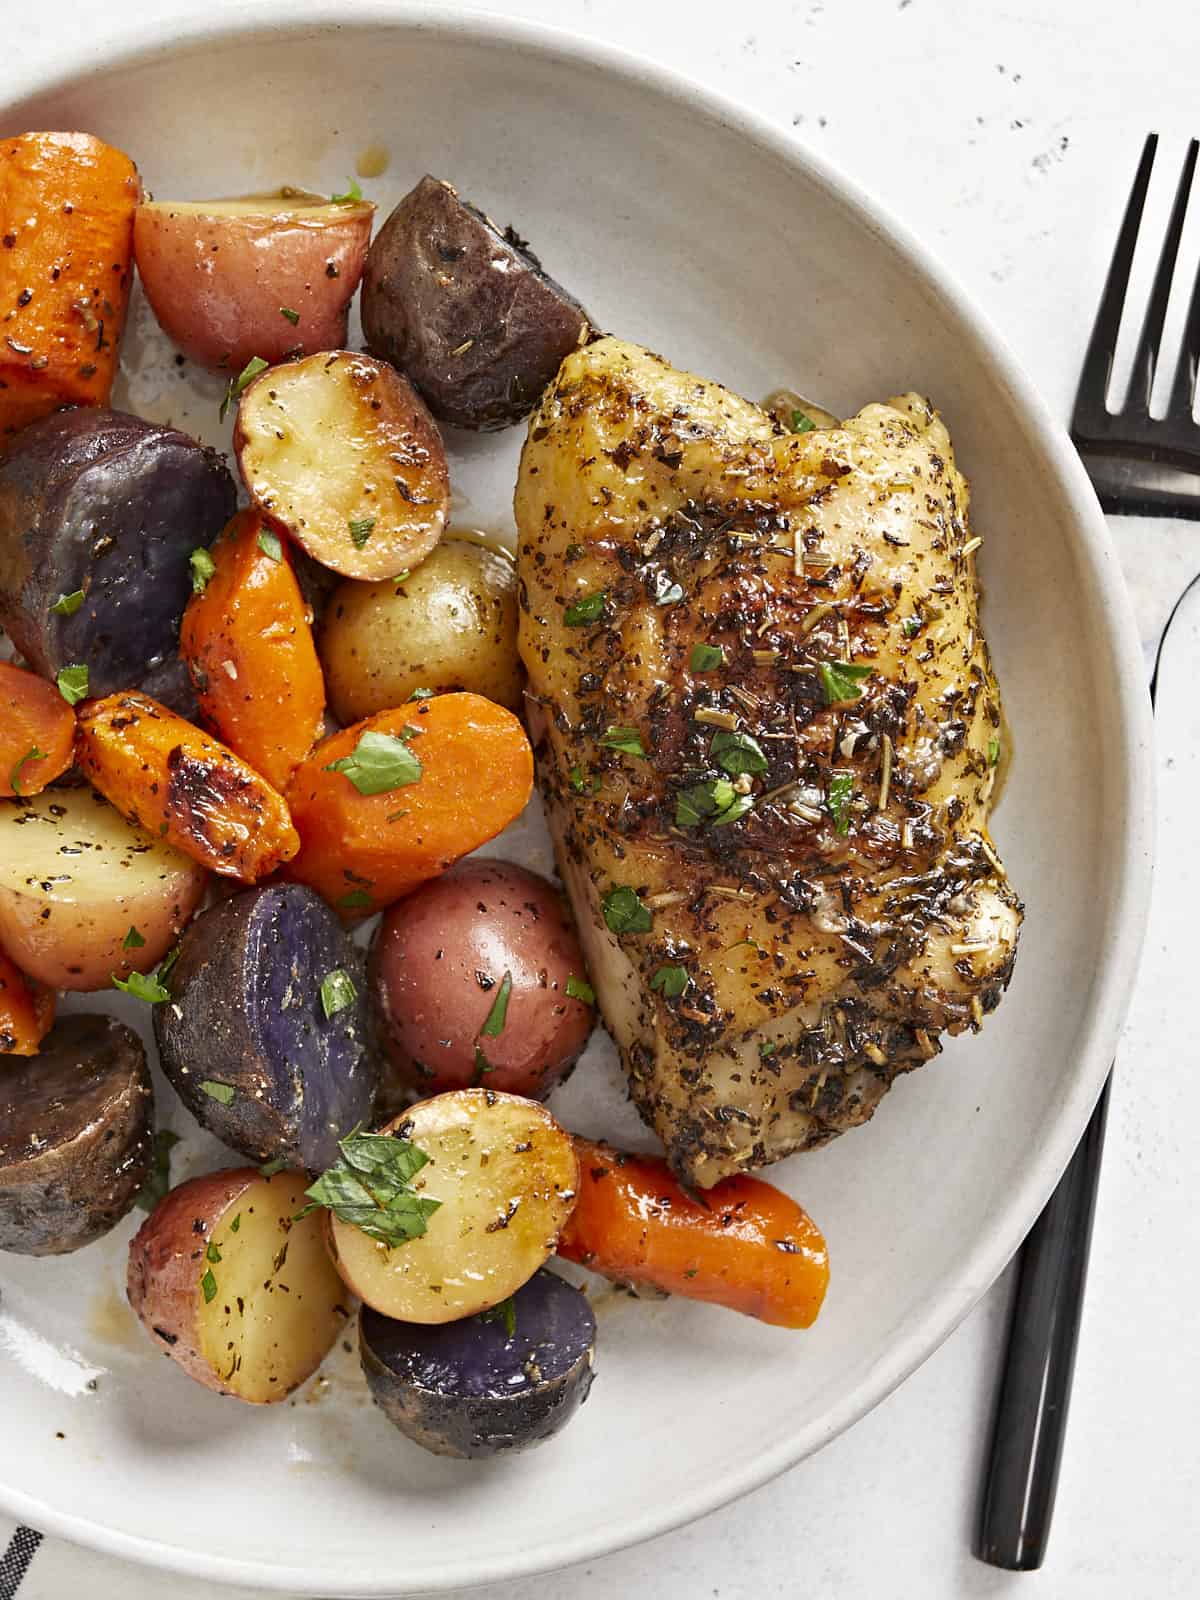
[[977, 132, 1199, 1572]]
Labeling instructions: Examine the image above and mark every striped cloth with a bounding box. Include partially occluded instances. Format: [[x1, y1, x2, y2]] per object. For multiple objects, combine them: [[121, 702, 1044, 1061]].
[[0, 1528, 40, 1600]]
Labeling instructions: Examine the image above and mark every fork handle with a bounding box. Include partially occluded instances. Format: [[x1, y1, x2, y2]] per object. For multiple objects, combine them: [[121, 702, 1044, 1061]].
[[975, 1073, 1111, 1569]]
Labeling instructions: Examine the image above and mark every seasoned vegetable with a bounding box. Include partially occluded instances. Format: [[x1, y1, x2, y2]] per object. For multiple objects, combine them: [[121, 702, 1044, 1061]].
[[320, 535, 523, 723], [76, 691, 300, 881], [369, 859, 592, 1099], [234, 350, 450, 581], [0, 661, 75, 797], [180, 508, 325, 790], [0, 944, 54, 1056], [0, 407, 236, 696], [127, 1167, 348, 1401], [360, 1267, 596, 1457], [323, 1092, 579, 1323], [155, 884, 377, 1171], [0, 784, 207, 990], [558, 1140, 829, 1329], [133, 189, 374, 370], [361, 175, 590, 429], [0, 1015, 152, 1254], [284, 694, 533, 917], [0, 132, 139, 434]]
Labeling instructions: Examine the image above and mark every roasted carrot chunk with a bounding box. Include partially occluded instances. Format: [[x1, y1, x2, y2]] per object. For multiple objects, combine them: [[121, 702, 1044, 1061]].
[[180, 509, 326, 791], [75, 692, 300, 882], [558, 1139, 829, 1329], [0, 661, 75, 797], [0, 945, 54, 1056], [284, 694, 533, 916], [0, 132, 140, 434]]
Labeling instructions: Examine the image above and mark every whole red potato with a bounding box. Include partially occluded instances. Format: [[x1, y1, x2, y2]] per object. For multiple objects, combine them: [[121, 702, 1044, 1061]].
[[369, 859, 593, 1100]]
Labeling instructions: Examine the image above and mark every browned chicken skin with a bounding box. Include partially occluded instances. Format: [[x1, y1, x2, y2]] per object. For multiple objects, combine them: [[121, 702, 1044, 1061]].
[[516, 338, 1022, 1187]]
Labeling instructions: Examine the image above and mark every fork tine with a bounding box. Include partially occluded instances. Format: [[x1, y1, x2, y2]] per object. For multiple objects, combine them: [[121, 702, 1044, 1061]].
[[1127, 138, 1199, 414], [1073, 133, 1157, 426], [1169, 148, 1200, 421]]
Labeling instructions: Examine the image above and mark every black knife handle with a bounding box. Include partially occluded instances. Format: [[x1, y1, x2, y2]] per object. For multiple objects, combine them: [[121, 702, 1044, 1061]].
[[975, 1072, 1111, 1569]]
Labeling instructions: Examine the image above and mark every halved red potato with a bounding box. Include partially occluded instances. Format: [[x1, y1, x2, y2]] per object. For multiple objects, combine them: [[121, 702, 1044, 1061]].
[[133, 190, 374, 370], [235, 351, 450, 580], [127, 1167, 349, 1402]]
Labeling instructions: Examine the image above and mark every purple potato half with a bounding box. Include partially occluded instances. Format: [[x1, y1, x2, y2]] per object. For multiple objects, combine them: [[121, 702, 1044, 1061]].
[[154, 884, 378, 1172], [360, 1266, 597, 1458]]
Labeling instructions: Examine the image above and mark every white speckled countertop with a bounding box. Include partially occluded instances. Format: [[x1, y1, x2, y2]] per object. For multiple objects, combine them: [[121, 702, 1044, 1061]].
[[2, 1, 1197, 1595]]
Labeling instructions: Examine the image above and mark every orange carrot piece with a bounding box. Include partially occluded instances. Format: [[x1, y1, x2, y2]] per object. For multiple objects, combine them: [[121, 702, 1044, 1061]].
[[0, 945, 54, 1056], [0, 132, 140, 435], [285, 693, 533, 916], [0, 661, 75, 797], [558, 1139, 830, 1329], [180, 509, 326, 791], [75, 691, 299, 882]]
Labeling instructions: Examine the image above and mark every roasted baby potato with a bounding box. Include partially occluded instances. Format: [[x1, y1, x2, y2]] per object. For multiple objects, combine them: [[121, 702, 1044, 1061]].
[[320, 535, 523, 723], [134, 189, 374, 370], [127, 1167, 348, 1401], [369, 860, 593, 1101], [362, 175, 590, 429], [0, 785, 208, 990], [360, 1267, 596, 1458], [325, 1091, 579, 1324], [0, 1015, 153, 1255], [0, 407, 236, 697], [155, 884, 377, 1172], [235, 351, 449, 581]]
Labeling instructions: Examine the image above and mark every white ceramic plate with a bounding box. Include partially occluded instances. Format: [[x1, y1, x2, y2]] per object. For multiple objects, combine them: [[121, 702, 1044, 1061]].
[[0, 7, 1152, 1594]]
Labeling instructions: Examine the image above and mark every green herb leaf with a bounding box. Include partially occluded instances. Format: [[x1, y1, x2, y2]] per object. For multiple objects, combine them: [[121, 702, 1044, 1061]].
[[649, 963, 689, 998], [320, 968, 357, 1019], [348, 516, 376, 548], [50, 588, 84, 616], [330, 177, 363, 204], [818, 660, 872, 706], [710, 792, 755, 827], [257, 528, 283, 563], [206, 1239, 222, 1264], [600, 725, 646, 758], [279, 306, 300, 325], [259, 1157, 287, 1179], [157, 945, 181, 984], [122, 925, 146, 950], [569, 765, 587, 792], [563, 591, 606, 627], [134, 1129, 180, 1213], [219, 354, 268, 421], [393, 569, 411, 584], [189, 547, 216, 594], [324, 729, 422, 794], [480, 1296, 517, 1339], [690, 642, 724, 672], [709, 728, 768, 777], [565, 974, 595, 1005], [9, 745, 45, 796], [338, 887, 374, 911], [601, 885, 652, 935], [988, 736, 1001, 767], [901, 614, 922, 639], [56, 664, 88, 705], [759, 1040, 777, 1058], [407, 686, 434, 701], [305, 1129, 441, 1248], [200, 1080, 235, 1105], [112, 968, 170, 1004], [200, 1268, 218, 1304], [230, 1213, 241, 1233], [675, 776, 735, 827], [653, 572, 685, 605], [789, 410, 816, 433], [827, 771, 855, 835], [472, 1044, 494, 1085], [480, 970, 513, 1038]]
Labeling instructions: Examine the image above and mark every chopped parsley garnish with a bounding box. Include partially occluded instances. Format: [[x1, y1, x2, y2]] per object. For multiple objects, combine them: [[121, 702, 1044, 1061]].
[[200, 1080, 235, 1105], [565, 974, 595, 1005], [675, 777, 753, 828], [711, 792, 755, 827], [257, 528, 283, 563], [279, 306, 300, 325], [601, 886, 652, 934], [789, 410, 816, 433], [324, 728, 422, 794], [569, 765, 587, 792], [393, 569, 411, 584], [818, 660, 872, 706], [759, 1040, 777, 1058], [481, 1296, 517, 1339], [9, 746, 45, 796], [600, 725, 646, 758], [55, 664, 88, 705], [50, 588, 84, 616], [827, 771, 855, 835], [407, 686, 434, 701], [709, 728, 768, 777], [219, 354, 268, 421], [649, 964, 689, 998], [230, 1214, 241, 1233], [122, 925, 146, 950], [348, 516, 376, 547], [190, 547, 216, 594], [200, 1268, 218, 1304], [472, 1045, 494, 1084], [338, 887, 374, 911], [112, 968, 171, 1004], [988, 736, 1001, 767], [259, 1157, 287, 1179], [205, 1239, 222, 1264], [134, 1129, 180, 1214], [330, 177, 363, 204], [563, 591, 606, 627], [479, 970, 513, 1037], [690, 642, 724, 672], [303, 1129, 441, 1248], [901, 614, 923, 639], [320, 969, 357, 1019]]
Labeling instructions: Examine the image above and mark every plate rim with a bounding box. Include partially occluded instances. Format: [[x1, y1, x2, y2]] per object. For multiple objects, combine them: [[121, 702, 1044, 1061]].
[[0, 2, 1155, 1592]]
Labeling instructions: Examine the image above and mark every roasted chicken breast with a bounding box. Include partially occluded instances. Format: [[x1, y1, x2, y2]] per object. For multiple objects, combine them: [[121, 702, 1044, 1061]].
[[516, 338, 1021, 1187]]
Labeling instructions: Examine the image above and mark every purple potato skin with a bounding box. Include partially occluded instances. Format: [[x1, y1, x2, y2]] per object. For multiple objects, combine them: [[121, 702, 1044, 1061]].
[[0, 1015, 153, 1256], [368, 859, 594, 1104], [360, 1268, 597, 1458], [154, 884, 378, 1173], [0, 407, 236, 697], [361, 176, 591, 431]]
